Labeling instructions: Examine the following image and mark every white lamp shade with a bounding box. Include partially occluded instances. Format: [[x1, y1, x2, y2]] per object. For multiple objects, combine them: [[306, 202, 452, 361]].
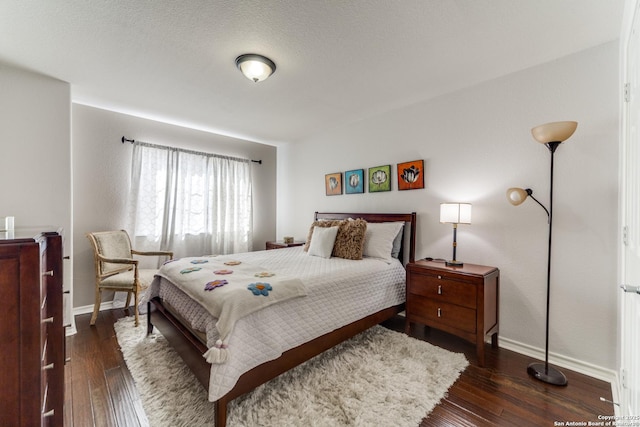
[[531, 121, 577, 144], [236, 54, 276, 82], [440, 203, 472, 224]]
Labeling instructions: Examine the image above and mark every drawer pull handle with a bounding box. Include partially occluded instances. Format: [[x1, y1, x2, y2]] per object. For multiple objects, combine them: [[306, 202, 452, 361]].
[[43, 409, 55, 418], [437, 307, 442, 318], [42, 317, 54, 324], [43, 270, 54, 277], [437, 285, 442, 295], [437, 275, 442, 279], [43, 363, 54, 370]]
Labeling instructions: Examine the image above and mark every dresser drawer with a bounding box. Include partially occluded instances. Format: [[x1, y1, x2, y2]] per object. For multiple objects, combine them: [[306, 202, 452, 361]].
[[407, 295, 476, 334], [407, 271, 477, 309]]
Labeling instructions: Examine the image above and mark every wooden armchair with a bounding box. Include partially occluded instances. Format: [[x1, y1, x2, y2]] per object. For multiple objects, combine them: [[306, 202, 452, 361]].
[[86, 230, 173, 326]]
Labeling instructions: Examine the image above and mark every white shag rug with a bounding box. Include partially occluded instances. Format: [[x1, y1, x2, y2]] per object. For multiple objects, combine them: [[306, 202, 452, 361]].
[[114, 316, 468, 427]]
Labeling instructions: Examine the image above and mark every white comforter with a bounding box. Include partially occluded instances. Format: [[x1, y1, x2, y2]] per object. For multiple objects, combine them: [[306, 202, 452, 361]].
[[145, 246, 406, 401]]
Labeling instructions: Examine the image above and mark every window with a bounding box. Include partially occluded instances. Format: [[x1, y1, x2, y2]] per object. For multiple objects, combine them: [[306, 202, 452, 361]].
[[127, 141, 253, 258]]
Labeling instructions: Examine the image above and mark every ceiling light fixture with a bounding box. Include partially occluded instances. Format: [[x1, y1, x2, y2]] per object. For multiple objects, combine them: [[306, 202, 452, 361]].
[[235, 54, 276, 83]]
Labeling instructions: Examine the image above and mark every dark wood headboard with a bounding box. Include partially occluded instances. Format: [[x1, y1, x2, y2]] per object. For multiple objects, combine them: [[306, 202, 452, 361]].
[[314, 212, 416, 264]]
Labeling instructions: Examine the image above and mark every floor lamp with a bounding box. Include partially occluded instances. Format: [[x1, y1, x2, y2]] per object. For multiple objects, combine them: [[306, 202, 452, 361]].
[[506, 120, 577, 386]]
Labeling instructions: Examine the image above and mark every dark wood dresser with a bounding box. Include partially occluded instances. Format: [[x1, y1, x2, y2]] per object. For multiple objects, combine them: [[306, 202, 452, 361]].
[[0, 230, 64, 426], [405, 260, 499, 366]]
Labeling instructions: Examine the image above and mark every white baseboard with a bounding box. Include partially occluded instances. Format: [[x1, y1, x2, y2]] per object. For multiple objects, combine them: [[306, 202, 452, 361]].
[[610, 372, 622, 417], [499, 336, 616, 384], [73, 301, 116, 316], [72, 300, 148, 321], [65, 322, 77, 336]]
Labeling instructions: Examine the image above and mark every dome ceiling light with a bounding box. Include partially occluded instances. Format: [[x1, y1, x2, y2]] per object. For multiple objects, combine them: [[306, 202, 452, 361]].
[[235, 54, 276, 83]]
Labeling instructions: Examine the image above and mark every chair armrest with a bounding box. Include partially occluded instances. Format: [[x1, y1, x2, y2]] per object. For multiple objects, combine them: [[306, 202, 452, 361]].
[[132, 249, 173, 258], [97, 253, 139, 265]]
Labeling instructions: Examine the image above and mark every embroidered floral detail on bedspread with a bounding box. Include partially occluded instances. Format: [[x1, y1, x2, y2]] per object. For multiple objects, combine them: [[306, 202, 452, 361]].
[[254, 271, 275, 278], [155, 256, 307, 364], [247, 282, 272, 296], [205, 280, 228, 291]]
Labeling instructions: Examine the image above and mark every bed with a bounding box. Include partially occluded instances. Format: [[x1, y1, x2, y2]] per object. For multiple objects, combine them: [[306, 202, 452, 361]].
[[146, 212, 416, 427]]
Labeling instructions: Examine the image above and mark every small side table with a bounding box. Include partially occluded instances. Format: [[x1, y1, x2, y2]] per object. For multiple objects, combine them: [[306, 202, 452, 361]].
[[265, 240, 305, 250], [405, 260, 500, 366]]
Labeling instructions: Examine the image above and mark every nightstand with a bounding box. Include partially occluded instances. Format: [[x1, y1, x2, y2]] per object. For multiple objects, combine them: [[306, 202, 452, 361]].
[[265, 240, 305, 250], [405, 260, 499, 366]]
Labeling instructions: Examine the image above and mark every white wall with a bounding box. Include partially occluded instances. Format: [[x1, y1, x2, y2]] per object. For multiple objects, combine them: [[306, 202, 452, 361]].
[[277, 42, 619, 374], [0, 61, 73, 327], [72, 104, 277, 309], [0, 62, 71, 236]]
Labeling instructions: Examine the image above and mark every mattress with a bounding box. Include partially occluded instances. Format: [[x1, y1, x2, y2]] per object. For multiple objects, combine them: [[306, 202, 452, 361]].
[[144, 246, 406, 401]]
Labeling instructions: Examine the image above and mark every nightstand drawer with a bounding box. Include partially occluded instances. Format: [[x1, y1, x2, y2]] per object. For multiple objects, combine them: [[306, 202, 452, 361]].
[[408, 295, 476, 334], [407, 272, 476, 309]]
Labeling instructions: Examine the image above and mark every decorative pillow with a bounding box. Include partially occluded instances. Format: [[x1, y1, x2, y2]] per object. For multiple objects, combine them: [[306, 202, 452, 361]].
[[307, 226, 340, 258], [304, 218, 367, 260], [331, 218, 367, 260], [363, 222, 405, 262], [304, 220, 343, 251]]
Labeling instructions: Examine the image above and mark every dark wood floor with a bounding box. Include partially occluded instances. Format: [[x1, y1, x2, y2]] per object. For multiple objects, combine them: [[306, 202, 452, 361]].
[[64, 309, 614, 426]]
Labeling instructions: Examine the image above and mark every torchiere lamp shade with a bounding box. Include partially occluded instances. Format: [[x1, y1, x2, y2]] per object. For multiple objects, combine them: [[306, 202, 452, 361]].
[[531, 121, 578, 144]]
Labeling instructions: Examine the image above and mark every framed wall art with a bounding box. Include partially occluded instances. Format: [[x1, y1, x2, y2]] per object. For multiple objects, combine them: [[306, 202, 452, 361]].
[[368, 165, 391, 192], [397, 159, 424, 190], [345, 169, 364, 194], [325, 172, 343, 196]]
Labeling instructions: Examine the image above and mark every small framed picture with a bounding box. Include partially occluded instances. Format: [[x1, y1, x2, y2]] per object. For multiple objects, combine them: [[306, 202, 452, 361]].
[[368, 165, 391, 192], [345, 169, 365, 194], [397, 160, 424, 190], [325, 172, 343, 196]]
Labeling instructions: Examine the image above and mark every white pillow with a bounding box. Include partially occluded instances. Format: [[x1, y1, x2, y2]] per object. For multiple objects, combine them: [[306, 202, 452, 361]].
[[363, 222, 405, 262], [391, 224, 404, 258], [307, 225, 339, 258]]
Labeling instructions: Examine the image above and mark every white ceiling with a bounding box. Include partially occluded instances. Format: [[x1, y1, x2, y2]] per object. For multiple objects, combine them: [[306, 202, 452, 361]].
[[0, 1, 624, 146]]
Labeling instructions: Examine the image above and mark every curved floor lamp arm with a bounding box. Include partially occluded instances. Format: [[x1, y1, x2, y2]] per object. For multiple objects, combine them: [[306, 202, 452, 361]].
[[528, 194, 550, 221]]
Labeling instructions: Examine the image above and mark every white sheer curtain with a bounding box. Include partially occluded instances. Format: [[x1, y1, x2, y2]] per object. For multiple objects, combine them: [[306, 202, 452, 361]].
[[126, 141, 253, 260]]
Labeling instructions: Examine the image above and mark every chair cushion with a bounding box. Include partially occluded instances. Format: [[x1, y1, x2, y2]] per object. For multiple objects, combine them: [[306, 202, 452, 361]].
[[100, 269, 157, 290]]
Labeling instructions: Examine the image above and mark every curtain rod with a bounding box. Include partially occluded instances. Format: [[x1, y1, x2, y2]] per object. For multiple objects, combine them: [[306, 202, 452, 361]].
[[121, 136, 262, 164]]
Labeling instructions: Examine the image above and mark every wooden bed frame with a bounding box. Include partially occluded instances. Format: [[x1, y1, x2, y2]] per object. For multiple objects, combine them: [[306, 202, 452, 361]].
[[147, 212, 416, 427]]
